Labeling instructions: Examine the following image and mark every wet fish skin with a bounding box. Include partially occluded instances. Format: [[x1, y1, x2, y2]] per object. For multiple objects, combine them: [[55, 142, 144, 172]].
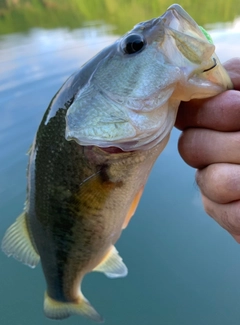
[[1, 4, 232, 322], [26, 69, 168, 319], [65, 5, 232, 151], [28, 93, 166, 320]]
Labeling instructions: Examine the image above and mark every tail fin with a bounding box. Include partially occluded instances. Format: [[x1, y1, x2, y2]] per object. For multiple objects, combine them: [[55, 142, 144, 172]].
[[44, 292, 104, 323]]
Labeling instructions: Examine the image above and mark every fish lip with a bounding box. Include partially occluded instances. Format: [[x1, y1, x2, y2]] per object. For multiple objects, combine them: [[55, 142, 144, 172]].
[[166, 4, 198, 27], [161, 4, 205, 41], [96, 146, 133, 154], [83, 145, 137, 162]]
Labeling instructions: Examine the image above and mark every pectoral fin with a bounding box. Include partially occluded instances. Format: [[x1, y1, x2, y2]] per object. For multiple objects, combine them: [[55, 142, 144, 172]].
[[93, 246, 128, 278], [1, 212, 40, 268], [122, 187, 144, 229]]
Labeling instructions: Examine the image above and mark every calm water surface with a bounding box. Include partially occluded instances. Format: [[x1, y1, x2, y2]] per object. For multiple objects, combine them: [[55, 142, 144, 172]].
[[0, 17, 240, 325]]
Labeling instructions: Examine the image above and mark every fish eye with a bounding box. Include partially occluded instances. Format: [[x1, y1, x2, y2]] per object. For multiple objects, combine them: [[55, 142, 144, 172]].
[[203, 58, 217, 72], [122, 34, 146, 54]]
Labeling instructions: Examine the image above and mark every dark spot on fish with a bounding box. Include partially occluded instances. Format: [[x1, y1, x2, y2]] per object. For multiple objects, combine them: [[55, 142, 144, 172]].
[[95, 163, 123, 189]]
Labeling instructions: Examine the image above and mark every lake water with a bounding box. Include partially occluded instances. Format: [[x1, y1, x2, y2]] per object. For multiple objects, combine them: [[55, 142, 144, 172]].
[[0, 16, 240, 325]]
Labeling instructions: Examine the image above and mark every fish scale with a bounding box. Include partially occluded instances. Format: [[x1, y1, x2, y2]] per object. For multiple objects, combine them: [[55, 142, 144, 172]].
[[1, 4, 232, 322]]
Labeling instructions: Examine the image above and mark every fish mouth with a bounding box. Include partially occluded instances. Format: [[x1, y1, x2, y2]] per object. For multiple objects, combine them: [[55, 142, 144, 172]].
[[98, 146, 127, 154], [83, 144, 135, 155]]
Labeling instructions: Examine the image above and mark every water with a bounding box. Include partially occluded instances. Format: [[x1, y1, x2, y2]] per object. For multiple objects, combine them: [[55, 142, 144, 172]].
[[0, 17, 240, 325]]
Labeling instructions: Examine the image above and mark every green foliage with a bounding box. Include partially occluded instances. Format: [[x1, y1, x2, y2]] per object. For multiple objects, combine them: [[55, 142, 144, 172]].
[[0, 0, 239, 35]]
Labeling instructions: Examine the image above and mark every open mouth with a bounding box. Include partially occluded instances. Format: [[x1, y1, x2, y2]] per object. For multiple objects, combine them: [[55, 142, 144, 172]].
[[99, 146, 127, 154]]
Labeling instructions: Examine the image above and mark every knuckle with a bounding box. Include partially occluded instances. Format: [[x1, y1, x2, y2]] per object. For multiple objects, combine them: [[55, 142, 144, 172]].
[[195, 165, 221, 201], [202, 196, 240, 235], [221, 209, 240, 235], [178, 129, 201, 167], [202, 195, 214, 216], [197, 164, 240, 204]]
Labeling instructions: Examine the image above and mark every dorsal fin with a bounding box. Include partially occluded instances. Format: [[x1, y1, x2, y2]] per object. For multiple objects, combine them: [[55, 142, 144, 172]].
[[1, 212, 40, 268], [93, 245, 128, 278]]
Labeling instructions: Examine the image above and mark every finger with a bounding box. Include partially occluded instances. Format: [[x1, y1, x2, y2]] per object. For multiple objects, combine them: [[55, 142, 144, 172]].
[[178, 128, 240, 168], [231, 234, 240, 243], [224, 58, 240, 90], [202, 195, 240, 241], [175, 90, 240, 131], [196, 163, 240, 204], [175, 57, 240, 131]]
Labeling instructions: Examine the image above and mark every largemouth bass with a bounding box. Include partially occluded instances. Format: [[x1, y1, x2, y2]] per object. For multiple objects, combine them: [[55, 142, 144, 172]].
[[1, 4, 232, 322]]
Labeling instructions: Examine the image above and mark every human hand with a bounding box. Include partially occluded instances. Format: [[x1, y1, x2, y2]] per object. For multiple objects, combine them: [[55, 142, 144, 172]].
[[175, 57, 240, 243]]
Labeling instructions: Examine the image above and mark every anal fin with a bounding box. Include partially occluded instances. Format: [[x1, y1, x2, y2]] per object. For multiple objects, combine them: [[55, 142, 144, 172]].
[[44, 291, 103, 323], [1, 212, 40, 268], [93, 245, 128, 278]]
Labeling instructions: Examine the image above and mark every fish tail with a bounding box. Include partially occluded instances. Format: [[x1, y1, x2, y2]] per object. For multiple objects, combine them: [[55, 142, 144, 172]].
[[44, 291, 104, 323]]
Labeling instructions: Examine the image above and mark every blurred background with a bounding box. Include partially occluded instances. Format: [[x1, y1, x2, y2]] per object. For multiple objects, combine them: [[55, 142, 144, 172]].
[[0, 1, 240, 324]]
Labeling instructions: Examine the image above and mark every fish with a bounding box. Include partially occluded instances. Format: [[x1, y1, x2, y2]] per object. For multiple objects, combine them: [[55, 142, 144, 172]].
[[1, 4, 232, 322]]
